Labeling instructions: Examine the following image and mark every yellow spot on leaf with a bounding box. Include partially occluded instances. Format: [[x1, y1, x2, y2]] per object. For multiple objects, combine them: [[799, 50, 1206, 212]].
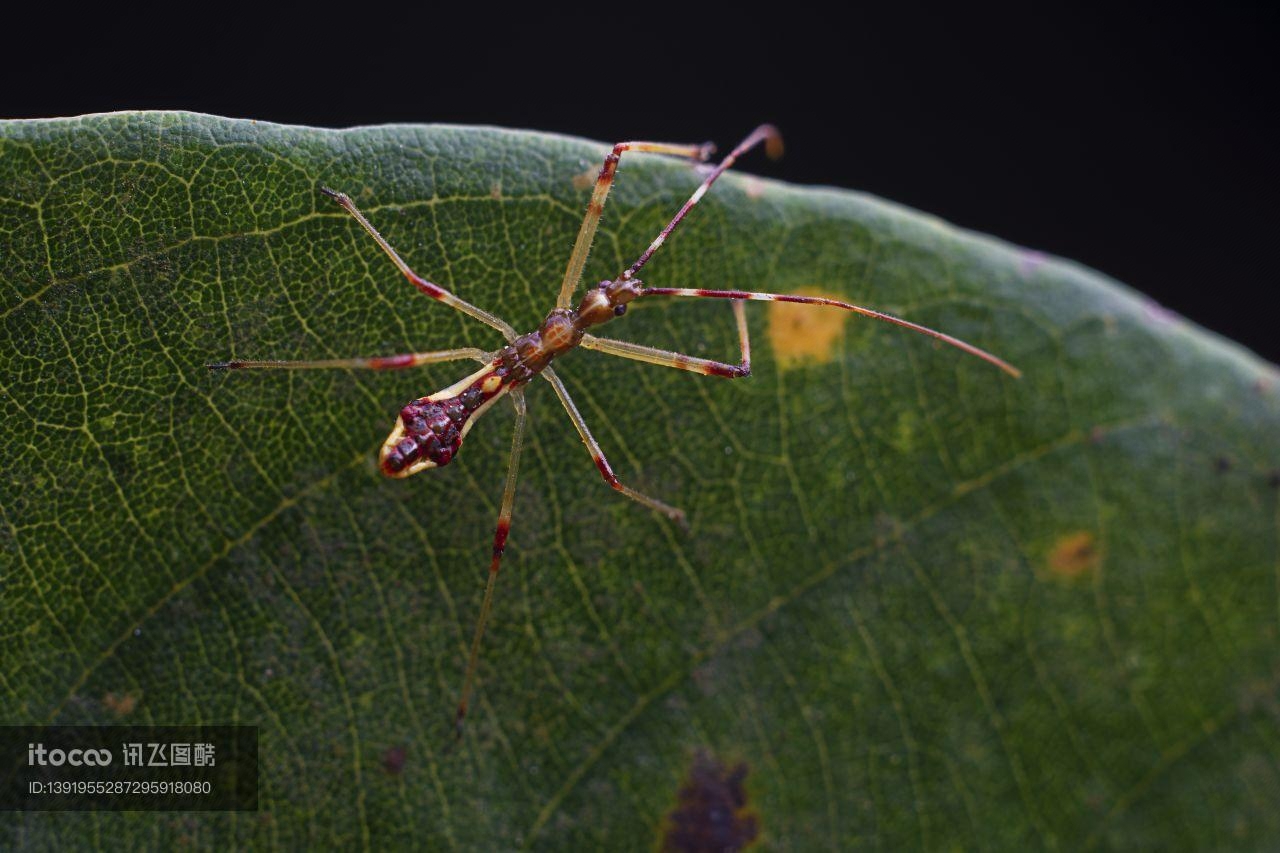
[[1047, 532, 1101, 579], [767, 287, 848, 370], [103, 691, 139, 717], [891, 410, 919, 454]]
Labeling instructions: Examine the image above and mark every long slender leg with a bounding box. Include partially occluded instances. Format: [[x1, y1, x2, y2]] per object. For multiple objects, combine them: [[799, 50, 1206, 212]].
[[579, 299, 751, 378], [454, 389, 528, 740], [321, 187, 518, 342], [638, 287, 1022, 377], [208, 347, 488, 371], [621, 125, 783, 281], [557, 140, 715, 309], [541, 366, 687, 526]]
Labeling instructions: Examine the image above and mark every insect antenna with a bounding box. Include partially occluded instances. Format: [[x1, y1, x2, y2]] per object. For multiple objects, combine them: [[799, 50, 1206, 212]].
[[621, 124, 782, 282]]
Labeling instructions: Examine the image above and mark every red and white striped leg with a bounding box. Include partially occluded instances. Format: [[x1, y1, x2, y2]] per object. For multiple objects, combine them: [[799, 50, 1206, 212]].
[[557, 140, 715, 310], [453, 389, 528, 740], [638, 287, 1021, 377], [208, 347, 488, 372], [620, 125, 783, 281], [579, 299, 751, 379], [320, 187, 518, 342], [541, 367, 687, 526]]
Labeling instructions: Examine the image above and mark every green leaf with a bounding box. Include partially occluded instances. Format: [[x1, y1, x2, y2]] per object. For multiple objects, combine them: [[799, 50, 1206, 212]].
[[3, 112, 1278, 849]]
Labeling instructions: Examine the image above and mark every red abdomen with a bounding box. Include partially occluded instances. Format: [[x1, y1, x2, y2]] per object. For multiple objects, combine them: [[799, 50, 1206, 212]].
[[382, 385, 486, 475]]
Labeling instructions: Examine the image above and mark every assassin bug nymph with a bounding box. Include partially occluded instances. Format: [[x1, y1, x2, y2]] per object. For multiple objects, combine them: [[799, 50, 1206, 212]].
[[211, 125, 1020, 739]]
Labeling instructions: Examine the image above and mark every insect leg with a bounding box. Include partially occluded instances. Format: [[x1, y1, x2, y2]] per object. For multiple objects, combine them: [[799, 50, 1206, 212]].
[[557, 140, 716, 310], [540, 366, 687, 527], [620, 125, 783, 281], [638, 287, 1022, 377], [320, 187, 518, 342], [579, 299, 751, 378], [208, 348, 489, 371], [454, 389, 528, 741]]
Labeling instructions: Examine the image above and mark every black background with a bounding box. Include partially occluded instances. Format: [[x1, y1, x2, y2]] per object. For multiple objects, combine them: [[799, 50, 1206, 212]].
[[9, 6, 1277, 362]]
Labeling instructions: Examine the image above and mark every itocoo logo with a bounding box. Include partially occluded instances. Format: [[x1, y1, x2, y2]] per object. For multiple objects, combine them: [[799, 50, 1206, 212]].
[[27, 743, 113, 766]]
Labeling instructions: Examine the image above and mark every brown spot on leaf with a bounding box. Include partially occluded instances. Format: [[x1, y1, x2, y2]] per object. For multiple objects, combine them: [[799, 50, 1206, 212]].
[[766, 287, 847, 370], [662, 750, 758, 852], [102, 691, 138, 717], [1048, 532, 1101, 579], [382, 745, 407, 775], [572, 167, 597, 191], [489, 181, 502, 200]]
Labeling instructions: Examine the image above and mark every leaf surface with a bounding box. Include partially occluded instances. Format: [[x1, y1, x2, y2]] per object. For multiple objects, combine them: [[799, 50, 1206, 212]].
[[2, 112, 1278, 849]]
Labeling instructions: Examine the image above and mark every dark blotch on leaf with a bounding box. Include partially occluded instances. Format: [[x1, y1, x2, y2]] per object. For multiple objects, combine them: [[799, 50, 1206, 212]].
[[662, 750, 758, 853], [1214, 456, 1232, 473], [382, 745, 407, 775], [1268, 470, 1280, 489]]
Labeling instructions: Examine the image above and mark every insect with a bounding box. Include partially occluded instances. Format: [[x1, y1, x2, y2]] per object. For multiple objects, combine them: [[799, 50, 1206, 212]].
[[211, 125, 1020, 739]]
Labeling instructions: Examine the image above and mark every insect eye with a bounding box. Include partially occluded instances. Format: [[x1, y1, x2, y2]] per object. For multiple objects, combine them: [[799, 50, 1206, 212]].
[[613, 304, 627, 317]]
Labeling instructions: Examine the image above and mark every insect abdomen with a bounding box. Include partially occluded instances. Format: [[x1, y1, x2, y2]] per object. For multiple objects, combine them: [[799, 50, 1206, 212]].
[[381, 379, 494, 476], [379, 326, 571, 479]]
